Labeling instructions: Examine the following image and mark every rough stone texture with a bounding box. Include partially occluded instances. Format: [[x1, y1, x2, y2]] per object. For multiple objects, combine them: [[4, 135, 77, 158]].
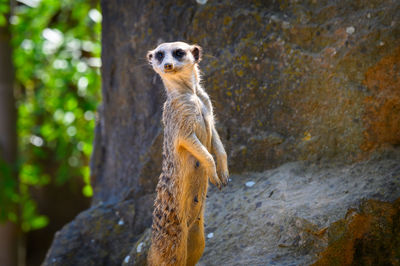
[[122, 229, 151, 266], [42, 195, 154, 266], [198, 150, 400, 265], [123, 149, 400, 265], [43, 0, 400, 265], [314, 198, 400, 265], [91, 0, 400, 205]]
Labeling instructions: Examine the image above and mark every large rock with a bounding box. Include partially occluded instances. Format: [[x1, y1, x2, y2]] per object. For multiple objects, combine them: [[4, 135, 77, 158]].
[[124, 149, 400, 265], [42, 195, 154, 266], [314, 198, 400, 265], [92, 0, 400, 205], [44, 0, 400, 265], [198, 149, 400, 265]]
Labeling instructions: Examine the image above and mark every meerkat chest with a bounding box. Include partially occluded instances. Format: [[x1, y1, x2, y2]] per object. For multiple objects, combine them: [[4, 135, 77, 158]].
[[192, 95, 212, 147]]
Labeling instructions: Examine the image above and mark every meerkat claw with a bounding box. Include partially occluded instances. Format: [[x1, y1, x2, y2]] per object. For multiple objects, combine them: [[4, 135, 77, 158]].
[[210, 174, 222, 189], [219, 170, 229, 186]]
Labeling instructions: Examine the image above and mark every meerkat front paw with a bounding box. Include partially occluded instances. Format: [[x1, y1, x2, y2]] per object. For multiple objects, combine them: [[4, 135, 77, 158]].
[[217, 156, 229, 187], [209, 167, 222, 190]]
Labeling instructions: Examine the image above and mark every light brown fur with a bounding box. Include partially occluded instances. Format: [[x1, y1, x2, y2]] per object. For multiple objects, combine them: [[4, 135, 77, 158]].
[[146, 42, 229, 266]]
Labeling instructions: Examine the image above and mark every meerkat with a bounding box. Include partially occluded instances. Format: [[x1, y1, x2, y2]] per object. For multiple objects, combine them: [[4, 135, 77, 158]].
[[146, 41, 229, 266]]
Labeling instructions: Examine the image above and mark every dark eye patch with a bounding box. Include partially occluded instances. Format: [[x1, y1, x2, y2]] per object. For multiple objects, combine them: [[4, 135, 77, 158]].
[[173, 49, 186, 60], [155, 51, 164, 62]]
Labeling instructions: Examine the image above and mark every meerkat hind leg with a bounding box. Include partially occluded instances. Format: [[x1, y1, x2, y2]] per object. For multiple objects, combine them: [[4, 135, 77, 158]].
[[186, 215, 205, 266]]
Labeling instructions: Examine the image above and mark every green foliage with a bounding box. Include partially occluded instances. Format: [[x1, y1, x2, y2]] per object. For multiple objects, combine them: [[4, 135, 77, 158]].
[[0, 159, 18, 222], [0, 0, 101, 231], [0, 0, 9, 26]]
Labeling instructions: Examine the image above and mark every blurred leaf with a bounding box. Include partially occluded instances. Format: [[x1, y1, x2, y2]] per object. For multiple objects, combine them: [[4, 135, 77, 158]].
[[0, 0, 9, 27], [82, 184, 93, 197], [31, 215, 49, 230], [0, 15, 6, 26], [0, 159, 17, 222], [20, 164, 40, 185]]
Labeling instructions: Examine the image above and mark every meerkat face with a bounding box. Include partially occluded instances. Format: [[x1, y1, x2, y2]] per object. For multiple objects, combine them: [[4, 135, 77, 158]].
[[147, 42, 202, 77]]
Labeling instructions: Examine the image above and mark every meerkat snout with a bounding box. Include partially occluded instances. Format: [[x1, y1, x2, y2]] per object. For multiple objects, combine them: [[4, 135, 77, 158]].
[[164, 63, 173, 71]]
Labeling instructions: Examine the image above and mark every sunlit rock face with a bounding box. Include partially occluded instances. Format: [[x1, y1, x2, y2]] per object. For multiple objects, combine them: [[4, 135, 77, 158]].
[[189, 1, 400, 173], [92, 0, 400, 205], [43, 0, 400, 265]]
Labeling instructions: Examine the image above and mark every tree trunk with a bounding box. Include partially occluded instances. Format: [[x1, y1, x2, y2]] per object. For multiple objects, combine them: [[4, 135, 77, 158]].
[[0, 11, 18, 266]]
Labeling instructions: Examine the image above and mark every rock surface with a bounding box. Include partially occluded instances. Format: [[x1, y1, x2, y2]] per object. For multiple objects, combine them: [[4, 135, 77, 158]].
[[124, 149, 400, 265], [92, 0, 400, 204], [42, 195, 154, 266], [43, 0, 400, 265], [314, 198, 400, 265], [199, 150, 400, 265]]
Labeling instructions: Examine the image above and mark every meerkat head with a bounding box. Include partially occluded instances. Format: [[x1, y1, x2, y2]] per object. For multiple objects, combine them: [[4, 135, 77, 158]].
[[147, 42, 202, 80]]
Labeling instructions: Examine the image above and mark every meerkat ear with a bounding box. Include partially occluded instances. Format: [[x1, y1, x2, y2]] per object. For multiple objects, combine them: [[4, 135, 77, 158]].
[[191, 45, 202, 63], [147, 51, 153, 62]]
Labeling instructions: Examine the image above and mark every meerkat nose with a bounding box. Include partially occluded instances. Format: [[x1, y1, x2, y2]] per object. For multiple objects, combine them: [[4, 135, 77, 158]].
[[164, 63, 173, 70]]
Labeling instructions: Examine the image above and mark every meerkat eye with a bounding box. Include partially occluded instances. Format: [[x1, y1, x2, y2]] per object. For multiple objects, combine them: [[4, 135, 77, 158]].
[[174, 49, 186, 58], [155, 51, 164, 61]]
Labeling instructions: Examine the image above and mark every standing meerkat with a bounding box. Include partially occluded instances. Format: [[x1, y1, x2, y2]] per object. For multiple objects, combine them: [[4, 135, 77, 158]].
[[146, 41, 229, 266]]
